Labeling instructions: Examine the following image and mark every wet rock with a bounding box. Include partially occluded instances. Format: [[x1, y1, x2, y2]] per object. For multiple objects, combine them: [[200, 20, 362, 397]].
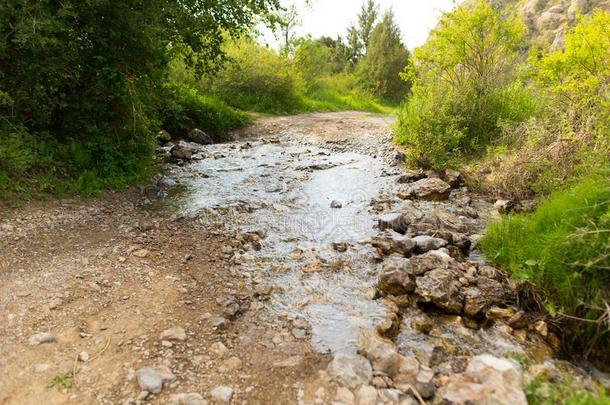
[[441, 169, 462, 187], [486, 306, 515, 320], [411, 313, 434, 334], [331, 200, 343, 209], [332, 242, 349, 252], [210, 386, 234, 404], [416, 210, 468, 234], [400, 178, 452, 201], [171, 142, 193, 160], [160, 327, 187, 342], [376, 313, 401, 338], [494, 199, 514, 214], [378, 255, 415, 296], [437, 354, 526, 405], [328, 353, 373, 389], [463, 287, 488, 317], [371, 232, 416, 257], [187, 128, 213, 145], [378, 213, 412, 234], [169, 393, 208, 405], [508, 311, 528, 329], [415, 269, 464, 314], [29, 332, 56, 345], [136, 365, 176, 394], [396, 169, 425, 184], [413, 235, 448, 253]]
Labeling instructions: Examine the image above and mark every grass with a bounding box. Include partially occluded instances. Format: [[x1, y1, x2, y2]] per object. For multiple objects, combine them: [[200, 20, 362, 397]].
[[481, 173, 610, 366], [525, 377, 610, 405], [47, 371, 75, 390]]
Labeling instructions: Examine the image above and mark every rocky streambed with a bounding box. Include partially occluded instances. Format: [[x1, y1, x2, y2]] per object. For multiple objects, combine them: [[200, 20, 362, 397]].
[[154, 112, 608, 404]]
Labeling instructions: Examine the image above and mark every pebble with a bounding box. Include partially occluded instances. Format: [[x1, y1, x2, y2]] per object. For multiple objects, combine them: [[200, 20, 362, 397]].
[[211, 317, 229, 330], [169, 393, 208, 405], [330, 200, 343, 209], [78, 351, 90, 362], [220, 356, 242, 372], [160, 326, 187, 342], [210, 386, 234, 404], [132, 249, 151, 258], [135, 365, 176, 394], [210, 342, 229, 357], [28, 332, 56, 345]]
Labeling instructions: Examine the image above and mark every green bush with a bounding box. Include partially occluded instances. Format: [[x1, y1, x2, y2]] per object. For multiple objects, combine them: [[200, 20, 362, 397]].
[[159, 83, 250, 137], [203, 38, 302, 114], [481, 174, 610, 365], [395, 1, 535, 168]]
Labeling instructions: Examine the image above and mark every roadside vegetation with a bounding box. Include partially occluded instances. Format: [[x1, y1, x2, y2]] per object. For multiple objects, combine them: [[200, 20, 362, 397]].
[[0, 0, 407, 201], [395, 0, 609, 370]]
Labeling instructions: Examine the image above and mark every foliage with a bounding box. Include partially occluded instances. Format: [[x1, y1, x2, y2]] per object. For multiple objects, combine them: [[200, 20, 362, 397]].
[[48, 371, 75, 390], [158, 83, 250, 137], [359, 10, 410, 102], [395, 1, 532, 168], [525, 376, 610, 405], [481, 174, 610, 365], [294, 38, 334, 92], [347, 0, 379, 64], [0, 0, 278, 199]]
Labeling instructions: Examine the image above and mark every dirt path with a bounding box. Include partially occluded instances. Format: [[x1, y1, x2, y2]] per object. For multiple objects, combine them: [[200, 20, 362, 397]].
[[0, 112, 606, 405]]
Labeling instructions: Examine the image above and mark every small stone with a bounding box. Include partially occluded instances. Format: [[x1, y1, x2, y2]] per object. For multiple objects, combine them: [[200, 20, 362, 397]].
[[48, 298, 63, 310], [355, 385, 378, 405], [413, 235, 447, 253], [508, 311, 528, 329], [220, 357, 242, 372], [330, 200, 343, 209], [160, 327, 187, 342], [532, 320, 548, 337], [328, 354, 373, 389], [210, 386, 234, 404], [335, 387, 355, 404], [494, 199, 514, 214], [211, 317, 229, 330], [411, 313, 433, 334], [132, 249, 151, 258], [210, 342, 229, 357], [169, 393, 208, 405], [486, 306, 515, 320], [135, 365, 176, 394], [78, 351, 90, 362], [292, 328, 307, 339], [332, 242, 349, 252], [28, 332, 56, 345]]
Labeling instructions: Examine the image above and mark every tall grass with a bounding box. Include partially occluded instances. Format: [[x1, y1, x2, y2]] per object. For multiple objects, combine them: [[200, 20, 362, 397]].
[[481, 173, 610, 366]]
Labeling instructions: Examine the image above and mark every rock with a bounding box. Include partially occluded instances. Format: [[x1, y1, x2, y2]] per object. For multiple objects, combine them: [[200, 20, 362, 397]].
[[396, 169, 425, 183], [359, 332, 415, 380], [136, 365, 176, 394], [437, 354, 527, 405], [169, 393, 208, 405], [332, 242, 349, 252], [28, 332, 56, 345], [335, 387, 355, 404], [415, 269, 464, 314], [220, 356, 242, 372], [211, 317, 229, 330], [330, 200, 343, 209], [210, 342, 229, 357], [494, 199, 514, 214], [378, 255, 415, 296], [328, 354, 373, 389], [401, 178, 452, 201], [33, 364, 51, 373], [486, 306, 515, 320], [171, 142, 194, 160], [413, 235, 448, 253], [415, 210, 468, 234], [292, 328, 307, 339], [477, 277, 508, 305], [187, 128, 213, 145], [508, 311, 528, 329], [414, 367, 436, 399], [441, 169, 462, 187], [355, 386, 378, 405], [515, 200, 537, 213], [409, 250, 456, 276], [370, 232, 416, 257], [532, 320, 548, 337], [160, 327, 187, 342], [157, 130, 172, 143], [478, 265, 502, 280], [463, 287, 488, 317], [210, 386, 234, 404], [48, 297, 63, 310], [376, 313, 401, 338], [78, 351, 90, 362], [411, 313, 433, 334], [378, 213, 412, 234], [132, 249, 151, 258]]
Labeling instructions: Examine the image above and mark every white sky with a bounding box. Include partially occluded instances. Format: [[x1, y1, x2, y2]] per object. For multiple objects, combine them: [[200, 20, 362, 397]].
[[260, 0, 464, 50]]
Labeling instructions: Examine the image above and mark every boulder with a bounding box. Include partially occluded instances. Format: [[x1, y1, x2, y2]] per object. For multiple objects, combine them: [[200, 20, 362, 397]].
[[400, 178, 452, 201], [378, 255, 415, 296], [436, 354, 527, 405], [415, 269, 464, 314], [409, 250, 456, 276], [187, 128, 213, 145], [328, 353, 373, 389]]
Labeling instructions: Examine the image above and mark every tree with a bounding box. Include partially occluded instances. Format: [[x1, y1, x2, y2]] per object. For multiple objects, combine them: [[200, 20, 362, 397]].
[[275, 3, 301, 55], [0, 0, 279, 192], [347, 0, 379, 63], [315, 36, 351, 73], [360, 10, 410, 101]]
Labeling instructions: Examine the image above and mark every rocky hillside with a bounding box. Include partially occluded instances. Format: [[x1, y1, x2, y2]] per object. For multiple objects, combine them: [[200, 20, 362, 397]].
[[464, 0, 610, 48]]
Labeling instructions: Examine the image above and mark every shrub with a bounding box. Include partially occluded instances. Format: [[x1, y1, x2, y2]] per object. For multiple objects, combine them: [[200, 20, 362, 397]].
[[203, 38, 302, 114], [159, 83, 250, 138], [481, 174, 610, 366], [395, 1, 535, 168]]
